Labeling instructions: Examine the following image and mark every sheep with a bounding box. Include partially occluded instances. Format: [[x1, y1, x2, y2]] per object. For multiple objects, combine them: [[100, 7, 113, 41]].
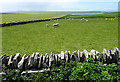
[[46, 24, 48, 27], [86, 20, 88, 22], [53, 23, 59, 26]]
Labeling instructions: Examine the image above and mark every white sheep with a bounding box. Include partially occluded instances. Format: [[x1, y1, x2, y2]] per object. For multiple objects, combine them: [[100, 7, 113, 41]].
[[53, 23, 59, 26], [46, 24, 48, 27], [86, 20, 88, 22]]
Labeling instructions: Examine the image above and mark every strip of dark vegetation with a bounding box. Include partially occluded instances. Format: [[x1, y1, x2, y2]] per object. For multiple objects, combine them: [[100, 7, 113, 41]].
[[1, 59, 120, 81], [0, 18, 62, 27]]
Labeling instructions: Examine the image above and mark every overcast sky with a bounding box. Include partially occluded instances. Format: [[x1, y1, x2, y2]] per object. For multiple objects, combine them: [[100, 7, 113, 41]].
[[0, 0, 120, 12]]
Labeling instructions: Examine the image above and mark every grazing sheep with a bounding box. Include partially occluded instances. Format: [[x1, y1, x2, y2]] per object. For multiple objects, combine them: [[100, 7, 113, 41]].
[[86, 20, 88, 22], [46, 24, 48, 27], [53, 23, 59, 26]]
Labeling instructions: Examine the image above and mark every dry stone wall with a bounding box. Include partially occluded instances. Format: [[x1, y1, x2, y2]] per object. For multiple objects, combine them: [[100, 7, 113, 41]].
[[0, 18, 62, 27], [0, 47, 120, 71]]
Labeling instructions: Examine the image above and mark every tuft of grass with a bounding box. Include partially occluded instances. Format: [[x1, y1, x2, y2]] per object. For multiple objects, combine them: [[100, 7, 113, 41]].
[[2, 18, 118, 56]]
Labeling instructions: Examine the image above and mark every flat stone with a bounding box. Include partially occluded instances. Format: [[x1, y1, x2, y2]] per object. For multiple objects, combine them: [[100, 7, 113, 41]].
[[58, 54, 61, 63], [49, 52, 54, 67], [65, 50, 70, 63], [61, 51, 65, 60], [73, 51, 79, 62], [77, 50, 80, 62], [54, 54, 58, 65], [34, 52, 39, 68], [28, 53, 35, 69], [13, 53, 21, 68], [45, 53, 49, 66], [24, 55, 30, 70], [38, 54, 43, 69], [0, 55, 8, 66], [18, 54, 26, 70], [89, 50, 96, 59], [7, 55, 14, 68], [83, 50, 89, 61]]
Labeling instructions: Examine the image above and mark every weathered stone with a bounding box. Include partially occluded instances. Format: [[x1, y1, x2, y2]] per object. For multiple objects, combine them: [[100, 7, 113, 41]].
[[80, 52, 85, 62], [28, 53, 35, 69], [77, 50, 81, 62], [83, 50, 89, 61], [42, 56, 46, 68], [8, 55, 15, 68], [54, 54, 58, 65], [24, 55, 30, 70], [18, 54, 26, 70], [73, 51, 79, 62], [53, 54, 56, 64], [38, 54, 43, 69], [113, 47, 119, 63], [34, 52, 39, 68], [45, 53, 49, 66], [58, 54, 61, 63], [103, 48, 107, 53], [0, 55, 8, 66], [60, 51, 65, 60], [89, 50, 96, 59], [13, 53, 21, 68], [95, 51, 100, 61], [65, 50, 70, 63], [49, 52, 55, 68]]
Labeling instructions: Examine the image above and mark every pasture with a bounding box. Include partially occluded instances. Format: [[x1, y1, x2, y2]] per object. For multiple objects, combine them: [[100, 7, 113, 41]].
[[2, 16, 118, 56]]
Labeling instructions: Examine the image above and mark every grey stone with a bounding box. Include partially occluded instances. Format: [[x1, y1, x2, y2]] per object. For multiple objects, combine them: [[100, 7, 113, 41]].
[[24, 55, 30, 70], [61, 51, 65, 60], [113, 47, 119, 63], [83, 50, 89, 61], [58, 54, 61, 63], [73, 51, 79, 62], [0, 55, 8, 66], [54, 54, 58, 65], [7, 55, 14, 68], [42, 56, 46, 68], [102, 49, 107, 63], [77, 50, 81, 62], [80, 52, 85, 62], [89, 50, 96, 59], [65, 50, 70, 63], [28, 53, 35, 69], [34, 52, 39, 68], [95, 51, 100, 61], [49, 52, 54, 67], [13, 53, 21, 68], [18, 54, 26, 70], [45, 53, 49, 66], [38, 54, 43, 69]]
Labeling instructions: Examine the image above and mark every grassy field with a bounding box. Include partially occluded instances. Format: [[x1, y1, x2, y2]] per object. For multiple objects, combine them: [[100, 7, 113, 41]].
[[62, 12, 119, 19], [1, 14, 64, 23], [2, 17, 118, 56]]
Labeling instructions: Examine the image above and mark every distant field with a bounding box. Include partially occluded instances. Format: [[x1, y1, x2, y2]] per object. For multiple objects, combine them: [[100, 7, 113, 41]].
[[1, 14, 64, 23], [62, 12, 119, 19], [2, 18, 118, 56]]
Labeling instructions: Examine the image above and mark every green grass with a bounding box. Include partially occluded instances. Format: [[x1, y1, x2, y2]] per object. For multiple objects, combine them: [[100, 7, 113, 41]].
[[2, 18, 118, 56], [1, 14, 64, 23], [62, 12, 119, 19]]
